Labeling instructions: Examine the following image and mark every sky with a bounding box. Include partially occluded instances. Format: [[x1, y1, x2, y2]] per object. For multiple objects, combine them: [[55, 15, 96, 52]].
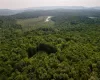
[[0, 0, 100, 9]]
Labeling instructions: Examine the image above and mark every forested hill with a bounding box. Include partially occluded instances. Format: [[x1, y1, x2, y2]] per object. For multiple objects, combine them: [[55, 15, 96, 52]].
[[1, 9, 100, 80], [0, 9, 24, 16], [11, 9, 100, 19], [0, 6, 100, 16]]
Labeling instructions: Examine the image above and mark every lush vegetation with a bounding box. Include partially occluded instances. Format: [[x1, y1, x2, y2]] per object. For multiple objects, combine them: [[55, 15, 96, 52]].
[[0, 9, 100, 80]]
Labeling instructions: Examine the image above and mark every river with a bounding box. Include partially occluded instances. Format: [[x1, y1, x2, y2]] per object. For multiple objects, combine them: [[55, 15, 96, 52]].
[[45, 16, 52, 22]]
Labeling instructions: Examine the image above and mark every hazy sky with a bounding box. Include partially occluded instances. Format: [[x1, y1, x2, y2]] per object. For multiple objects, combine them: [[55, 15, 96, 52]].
[[0, 0, 100, 9]]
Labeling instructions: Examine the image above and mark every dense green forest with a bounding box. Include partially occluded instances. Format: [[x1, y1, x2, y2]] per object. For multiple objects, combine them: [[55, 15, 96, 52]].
[[0, 9, 100, 80]]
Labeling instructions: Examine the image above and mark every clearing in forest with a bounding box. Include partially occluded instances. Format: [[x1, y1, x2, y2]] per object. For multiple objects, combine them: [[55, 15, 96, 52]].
[[17, 16, 54, 31]]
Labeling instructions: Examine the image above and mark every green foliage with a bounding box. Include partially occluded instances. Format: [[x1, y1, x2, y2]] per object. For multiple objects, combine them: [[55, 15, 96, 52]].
[[1, 10, 100, 80]]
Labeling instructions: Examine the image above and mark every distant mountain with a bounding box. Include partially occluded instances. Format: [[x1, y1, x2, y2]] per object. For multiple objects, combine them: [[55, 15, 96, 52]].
[[0, 6, 100, 16], [92, 7, 100, 10], [0, 9, 24, 16], [22, 6, 100, 12], [25, 6, 86, 11]]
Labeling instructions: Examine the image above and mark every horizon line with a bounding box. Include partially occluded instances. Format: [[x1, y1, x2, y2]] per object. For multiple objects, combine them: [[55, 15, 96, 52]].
[[0, 6, 100, 10]]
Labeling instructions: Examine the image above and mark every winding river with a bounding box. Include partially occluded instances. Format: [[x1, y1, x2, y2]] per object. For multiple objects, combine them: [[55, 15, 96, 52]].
[[45, 16, 52, 22]]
